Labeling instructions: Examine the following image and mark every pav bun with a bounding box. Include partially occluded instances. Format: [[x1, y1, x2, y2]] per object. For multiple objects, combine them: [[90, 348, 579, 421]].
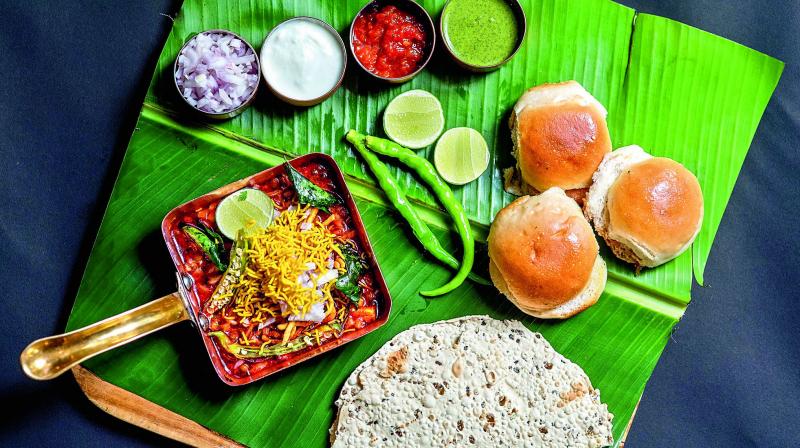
[[585, 145, 704, 268], [488, 188, 607, 319], [507, 81, 612, 197]]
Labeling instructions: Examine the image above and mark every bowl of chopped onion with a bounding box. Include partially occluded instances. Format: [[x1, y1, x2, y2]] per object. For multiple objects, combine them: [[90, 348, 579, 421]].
[[173, 30, 261, 120]]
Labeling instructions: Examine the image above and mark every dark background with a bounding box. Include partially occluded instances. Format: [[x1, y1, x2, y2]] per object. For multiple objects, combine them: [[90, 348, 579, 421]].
[[0, 0, 797, 446]]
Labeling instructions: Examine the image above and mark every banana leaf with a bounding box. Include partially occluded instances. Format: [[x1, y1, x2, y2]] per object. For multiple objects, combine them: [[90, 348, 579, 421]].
[[65, 0, 782, 446]]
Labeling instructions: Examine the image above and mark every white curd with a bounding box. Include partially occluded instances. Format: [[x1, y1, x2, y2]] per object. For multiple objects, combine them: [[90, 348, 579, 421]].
[[261, 18, 345, 102]]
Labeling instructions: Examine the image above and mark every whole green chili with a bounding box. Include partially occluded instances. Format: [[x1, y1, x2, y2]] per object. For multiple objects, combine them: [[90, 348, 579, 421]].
[[345, 131, 488, 294], [207, 316, 345, 359], [209, 330, 325, 358], [364, 135, 475, 297]]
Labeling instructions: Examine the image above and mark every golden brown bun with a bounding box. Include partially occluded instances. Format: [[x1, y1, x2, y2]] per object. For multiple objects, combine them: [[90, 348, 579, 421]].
[[510, 81, 611, 192], [488, 188, 606, 319], [490, 256, 606, 319], [605, 157, 704, 267]]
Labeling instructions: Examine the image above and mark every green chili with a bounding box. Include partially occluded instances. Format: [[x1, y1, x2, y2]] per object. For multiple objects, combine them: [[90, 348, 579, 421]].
[[208, 331, 312, 358], [345, 131, 488, 293], [204, 238, 248, 314], [208, 318, 346, 359], [364, 135, 475, 297]]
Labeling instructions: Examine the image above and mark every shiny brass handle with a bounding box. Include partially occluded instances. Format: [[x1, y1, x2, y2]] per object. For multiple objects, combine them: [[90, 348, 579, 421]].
[[20, 292, 189, 380]]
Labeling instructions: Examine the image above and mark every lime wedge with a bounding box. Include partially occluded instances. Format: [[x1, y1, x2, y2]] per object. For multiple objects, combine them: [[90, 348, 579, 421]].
[[383, 90, 445, 149], [433, 127, 490, 185], [215, 188, 274, 239]]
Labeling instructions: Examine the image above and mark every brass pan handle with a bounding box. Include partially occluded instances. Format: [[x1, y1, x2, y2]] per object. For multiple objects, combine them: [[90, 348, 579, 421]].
[[20, 292, 189, 380]]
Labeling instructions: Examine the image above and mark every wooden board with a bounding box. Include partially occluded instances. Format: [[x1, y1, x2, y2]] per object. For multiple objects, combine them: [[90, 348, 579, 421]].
[[73, 366, 242, 448], [73, 365, 637, 446]]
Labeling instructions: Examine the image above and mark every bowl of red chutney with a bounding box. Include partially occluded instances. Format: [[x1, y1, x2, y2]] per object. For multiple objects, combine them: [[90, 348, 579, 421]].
[[350, 0, 435, 83]]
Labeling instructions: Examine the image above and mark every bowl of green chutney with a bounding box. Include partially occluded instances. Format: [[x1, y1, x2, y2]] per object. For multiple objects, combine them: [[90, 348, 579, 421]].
[[439, 0, 526, 72]]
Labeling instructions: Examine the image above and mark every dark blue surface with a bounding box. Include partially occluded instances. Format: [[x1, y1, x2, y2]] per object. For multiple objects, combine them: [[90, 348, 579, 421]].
[[0, 1, 797, 446]]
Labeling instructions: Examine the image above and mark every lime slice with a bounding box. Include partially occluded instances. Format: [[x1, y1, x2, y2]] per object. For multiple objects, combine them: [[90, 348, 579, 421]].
[[433, 127, 490, 185], [383, 90, 445, 149], [215, 188, 275, 239]]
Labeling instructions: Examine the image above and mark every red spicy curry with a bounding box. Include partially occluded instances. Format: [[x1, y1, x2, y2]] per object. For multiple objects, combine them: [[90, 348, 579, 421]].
[[169, 160, 381, 383]]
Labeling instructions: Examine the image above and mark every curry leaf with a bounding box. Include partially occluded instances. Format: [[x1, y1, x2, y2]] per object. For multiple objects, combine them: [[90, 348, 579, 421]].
[[202, 223, 225, 247], [336, 244, 366, 305], [183, 225, 227, 272], [285, 162, 340, 212]]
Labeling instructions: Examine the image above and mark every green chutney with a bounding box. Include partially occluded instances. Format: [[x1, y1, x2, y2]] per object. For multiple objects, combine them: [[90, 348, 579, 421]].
[[442, 0, 520, 67]]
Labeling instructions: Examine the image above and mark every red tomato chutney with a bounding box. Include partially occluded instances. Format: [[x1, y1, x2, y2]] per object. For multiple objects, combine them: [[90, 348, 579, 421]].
[[352, 4, 428, 78], [167, 159, 384, 383]]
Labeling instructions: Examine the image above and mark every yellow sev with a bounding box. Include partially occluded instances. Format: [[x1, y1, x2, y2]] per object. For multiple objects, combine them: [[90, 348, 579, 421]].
[[226, 205, 340, 322]]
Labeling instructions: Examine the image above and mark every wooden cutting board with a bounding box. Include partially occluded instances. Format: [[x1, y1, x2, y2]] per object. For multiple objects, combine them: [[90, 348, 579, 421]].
[[73, 366, 637, 447]]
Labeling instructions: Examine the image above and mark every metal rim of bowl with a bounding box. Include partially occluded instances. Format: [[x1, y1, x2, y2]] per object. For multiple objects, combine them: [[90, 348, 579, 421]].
[[349, 0, 437, 84], [439, 0, 527, 73], [260, 17, 348, 107], [172, 29, 261, 120]]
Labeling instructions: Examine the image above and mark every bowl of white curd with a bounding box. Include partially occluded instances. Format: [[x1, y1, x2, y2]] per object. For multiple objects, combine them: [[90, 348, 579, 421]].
[[260, 17, 348, 106]]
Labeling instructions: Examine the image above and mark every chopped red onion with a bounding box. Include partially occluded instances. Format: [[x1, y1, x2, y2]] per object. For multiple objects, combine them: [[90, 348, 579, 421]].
[[257, 317, 276, 330], [175, 31, 258, 114]]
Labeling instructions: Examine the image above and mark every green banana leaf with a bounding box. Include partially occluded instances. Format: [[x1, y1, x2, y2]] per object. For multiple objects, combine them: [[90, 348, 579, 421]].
[[65, 0, 782, 446]]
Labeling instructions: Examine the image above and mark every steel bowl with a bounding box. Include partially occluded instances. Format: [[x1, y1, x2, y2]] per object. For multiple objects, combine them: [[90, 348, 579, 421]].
[[349, 0, 436, 84], [173, 29, 261, 120], [260, 17, 348, 107], [439, 0, 526, 73]]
